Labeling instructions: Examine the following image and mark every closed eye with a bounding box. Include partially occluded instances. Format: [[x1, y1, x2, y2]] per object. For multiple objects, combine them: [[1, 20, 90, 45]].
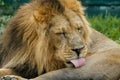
[[56, 32, 66, 37]]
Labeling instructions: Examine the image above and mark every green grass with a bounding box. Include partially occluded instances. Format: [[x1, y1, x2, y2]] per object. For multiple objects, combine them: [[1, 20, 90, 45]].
[[0, 15, 12, 34], [87, 15, 120, 43], [0, 15, 120, 43]]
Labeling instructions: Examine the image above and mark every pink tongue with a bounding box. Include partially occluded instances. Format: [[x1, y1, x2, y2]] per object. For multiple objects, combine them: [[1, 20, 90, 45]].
[[70, 58, 85, 68]]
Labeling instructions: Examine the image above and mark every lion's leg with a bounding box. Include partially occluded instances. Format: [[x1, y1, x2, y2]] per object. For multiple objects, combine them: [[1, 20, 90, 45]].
[[0, 69, 17, 77], [0, 69, 26, 80]]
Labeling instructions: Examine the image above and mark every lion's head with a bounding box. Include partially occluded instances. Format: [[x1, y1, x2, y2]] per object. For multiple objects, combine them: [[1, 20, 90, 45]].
[[33, 0, 91, 72], [1, 0, 91, 76]]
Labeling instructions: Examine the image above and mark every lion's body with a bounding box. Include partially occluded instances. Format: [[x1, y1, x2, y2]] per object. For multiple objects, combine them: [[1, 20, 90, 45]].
[[0, 0, 120, 80], [34, 29, 120, 80]]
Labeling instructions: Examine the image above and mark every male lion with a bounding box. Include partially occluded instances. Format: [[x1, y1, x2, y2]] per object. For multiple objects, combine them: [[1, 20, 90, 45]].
[[1, 0, 120, 80], [0, 0, 88, 79]]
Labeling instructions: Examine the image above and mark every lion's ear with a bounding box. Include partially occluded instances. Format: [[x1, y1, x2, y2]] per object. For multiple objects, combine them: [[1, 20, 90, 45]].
[[33, 0, 64, 22]]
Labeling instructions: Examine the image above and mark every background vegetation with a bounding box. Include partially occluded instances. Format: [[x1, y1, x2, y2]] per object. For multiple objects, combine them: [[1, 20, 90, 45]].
[[0, 0, 30, 15], [87, 15, 120, 44]]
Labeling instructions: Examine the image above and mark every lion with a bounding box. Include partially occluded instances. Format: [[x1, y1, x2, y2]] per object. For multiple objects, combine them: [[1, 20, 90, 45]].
[[0, 0, 89, 79], [1, 0, 120, 80]]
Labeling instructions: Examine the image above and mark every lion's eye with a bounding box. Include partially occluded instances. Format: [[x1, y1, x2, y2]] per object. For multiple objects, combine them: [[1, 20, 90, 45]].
[[77, 27, 82, 33], [56, 32, 66, 37]]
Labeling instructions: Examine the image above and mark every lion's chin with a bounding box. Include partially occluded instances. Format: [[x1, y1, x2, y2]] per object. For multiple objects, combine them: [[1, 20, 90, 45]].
[[65, 62, 74, 68]]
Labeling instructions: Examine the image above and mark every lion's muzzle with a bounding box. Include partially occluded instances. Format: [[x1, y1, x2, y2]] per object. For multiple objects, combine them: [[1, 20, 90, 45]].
[[71, 45, 84, 58], [71, 46, 84, 57]]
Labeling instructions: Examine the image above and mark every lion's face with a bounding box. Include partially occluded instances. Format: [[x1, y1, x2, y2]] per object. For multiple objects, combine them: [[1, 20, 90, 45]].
[[32, 0, 91, 70], [46, 12, 88, 66]]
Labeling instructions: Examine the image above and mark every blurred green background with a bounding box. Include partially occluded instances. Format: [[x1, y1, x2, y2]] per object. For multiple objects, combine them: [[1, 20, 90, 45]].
[[0, 0, 120, 43]]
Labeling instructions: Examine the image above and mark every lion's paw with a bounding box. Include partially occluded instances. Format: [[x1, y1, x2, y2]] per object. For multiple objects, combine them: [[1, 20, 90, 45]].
[[0, 75, 17, 80]]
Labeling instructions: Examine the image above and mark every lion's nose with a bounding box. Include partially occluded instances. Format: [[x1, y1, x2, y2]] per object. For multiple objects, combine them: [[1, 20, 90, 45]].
[[72, 47, 84, 56]]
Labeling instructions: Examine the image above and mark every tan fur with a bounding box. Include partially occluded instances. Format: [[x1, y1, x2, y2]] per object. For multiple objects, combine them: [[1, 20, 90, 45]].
[[1, 0, 120, 80]]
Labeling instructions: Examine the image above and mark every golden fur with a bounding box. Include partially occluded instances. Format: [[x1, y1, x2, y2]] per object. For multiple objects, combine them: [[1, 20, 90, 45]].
[[1, 0, 120, 80], [0, 0, 90, 79]]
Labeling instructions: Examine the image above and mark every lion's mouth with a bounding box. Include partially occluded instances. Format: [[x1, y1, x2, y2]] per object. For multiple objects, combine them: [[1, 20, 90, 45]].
[[66, 58, 86, 68]]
